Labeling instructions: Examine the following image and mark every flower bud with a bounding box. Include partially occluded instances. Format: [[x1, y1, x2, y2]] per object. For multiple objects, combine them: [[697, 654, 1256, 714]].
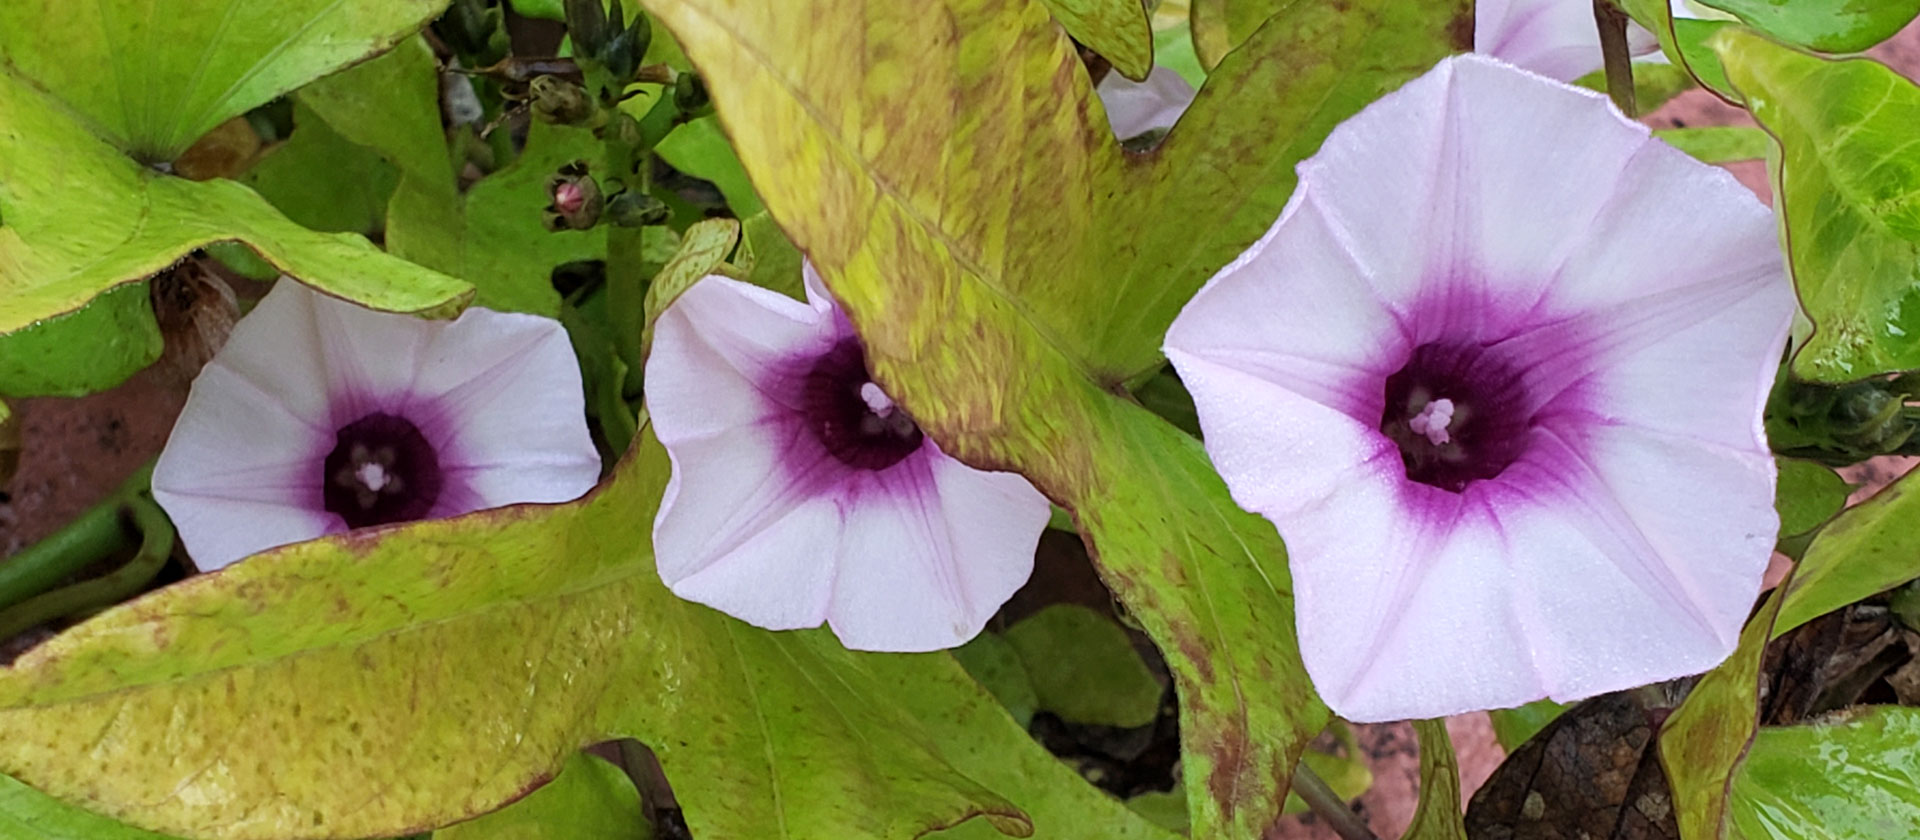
[[564, 0, 608, 59], [604, 189, 669, 228], [530, 75, 594, 125], [673, 72, 713, 119], [544, 162, 604, 231]]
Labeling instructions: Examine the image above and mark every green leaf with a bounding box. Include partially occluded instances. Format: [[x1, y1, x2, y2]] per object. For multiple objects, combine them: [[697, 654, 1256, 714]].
[[1, 772, 181, 839], [1772, 457, 1850, 537], [1404, 720, 1466, 840], [0, 0, 447, 160], [1654, 125, 1774, 164], [641, 217, 741, 345], [0, 69, 472, 396], [1773, 469, 1920, 638], [301, 37, 591, 317], [436, 753, 647, 840], [1004, 604, 1162, 729], [0, 285, 162, 397], [1037, 0, 1154, 80], [891, 649, 1178, 840], [1152, 18, 1207, 88], [639, 0, 1468, 834], [1729, 706, 1920, 839], [1716, 30, 1920, 382], [1696, 0, 1920, 53], [951, 632, 1039, 727], [1487, 699, 1568, 752], [737, 212, 805, 300], [239, 103, 401, 237], [1622, 0, 1737, 97], [0, 440, 1031, 840], [657, 116, 765, 217], [1576, 62, 1699, 116], [1658, 589, 1787, 840]]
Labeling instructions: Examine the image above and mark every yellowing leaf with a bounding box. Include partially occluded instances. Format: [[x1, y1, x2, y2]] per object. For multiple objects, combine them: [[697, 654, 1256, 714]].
[[1037, 0, 1154, 80], [436, 753, 646, 840], [0, 439, 1036, 840], [638, 1, 1469, 836]]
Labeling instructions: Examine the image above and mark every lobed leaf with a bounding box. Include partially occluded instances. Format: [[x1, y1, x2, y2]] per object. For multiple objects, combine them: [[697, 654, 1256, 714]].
[[302, 37, 592, 317], [0, 0, 448, 161], [0, 439, 1038, 840], [1715, 29, 1920, 381]]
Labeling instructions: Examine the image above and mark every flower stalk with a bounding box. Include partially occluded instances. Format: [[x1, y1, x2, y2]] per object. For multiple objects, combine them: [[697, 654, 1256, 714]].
[[1593, 0, 1639, 114]]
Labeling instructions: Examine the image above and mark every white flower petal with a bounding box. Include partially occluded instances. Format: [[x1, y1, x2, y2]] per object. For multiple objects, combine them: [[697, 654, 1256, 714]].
[[1501, 426, 1771, 700], [649, 274, 850, 628], [1165, 199, 1405, 421], [1542, 134, 1782, 315], [825, 453, 1048, 652], [1289, 464, 1545, 722], [664, 474, 843, 632], [193, 279, 339, 426], [1096, 65, 1196, 140], [1477, 0, 1660, 82], [405, 306, 601, 511], [147, 496, 340, 573], [300, 283, 436, 424]]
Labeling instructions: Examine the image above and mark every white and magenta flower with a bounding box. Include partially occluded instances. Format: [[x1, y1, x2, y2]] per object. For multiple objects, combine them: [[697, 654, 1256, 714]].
[[1164, 55, 1794, 721], [154, 280, 602, 571], [1476, 0, 1673, 81], [1097, 65, 1196, 142], [645, 269, 1051, 652]]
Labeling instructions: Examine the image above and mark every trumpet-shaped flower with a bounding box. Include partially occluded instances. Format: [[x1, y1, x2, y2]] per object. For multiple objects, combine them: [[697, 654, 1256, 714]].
[[154, 280, 602, 571], [1477, 0, 1684, 81], [1164, 55, 1793, 722], [1097, 66, 1196, 141], [646, 270, 1051, 652]]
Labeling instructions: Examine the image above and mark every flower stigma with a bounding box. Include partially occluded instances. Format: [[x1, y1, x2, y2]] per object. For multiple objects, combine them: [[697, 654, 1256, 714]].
[[801, 338, 924, 470], [1379, 342, 1532, 493], [322, 412, 443, 528]]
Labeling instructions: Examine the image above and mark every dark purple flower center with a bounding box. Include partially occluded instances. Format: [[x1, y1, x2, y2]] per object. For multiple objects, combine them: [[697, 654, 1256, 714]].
[[800, 338, 924, 471], [1379, 342, 1533, 493], [323, 412, 443, 528]]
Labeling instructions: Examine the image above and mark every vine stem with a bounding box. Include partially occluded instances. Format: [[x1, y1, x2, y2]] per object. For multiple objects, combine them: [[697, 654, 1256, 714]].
[[1292, 761, 1379, 840], [1594, 0, 1639, 115], [0, 463, 152, 614]]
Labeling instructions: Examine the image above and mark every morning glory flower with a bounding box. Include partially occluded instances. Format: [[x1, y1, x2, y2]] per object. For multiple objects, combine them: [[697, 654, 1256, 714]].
[[1097, 66, 1196, 142], [153, 280, 602, 571], [1476, 0, 1695, 81], [646, 269, 1051, 652], [1164, 55, 1794, 722]]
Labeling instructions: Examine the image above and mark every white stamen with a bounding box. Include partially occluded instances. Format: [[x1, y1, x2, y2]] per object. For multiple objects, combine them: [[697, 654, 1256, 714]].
[[1408, 398, 1456, 446], [356, 462, 392, 493], [859, 381, 895, 416]]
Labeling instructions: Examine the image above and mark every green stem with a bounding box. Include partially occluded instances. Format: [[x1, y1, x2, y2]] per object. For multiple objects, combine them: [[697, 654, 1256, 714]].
[[0, 491, 174, 642], [1292, 762, 1378, 840], [1593, 0, 1638, 116], [0, 464, 151, 613]]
